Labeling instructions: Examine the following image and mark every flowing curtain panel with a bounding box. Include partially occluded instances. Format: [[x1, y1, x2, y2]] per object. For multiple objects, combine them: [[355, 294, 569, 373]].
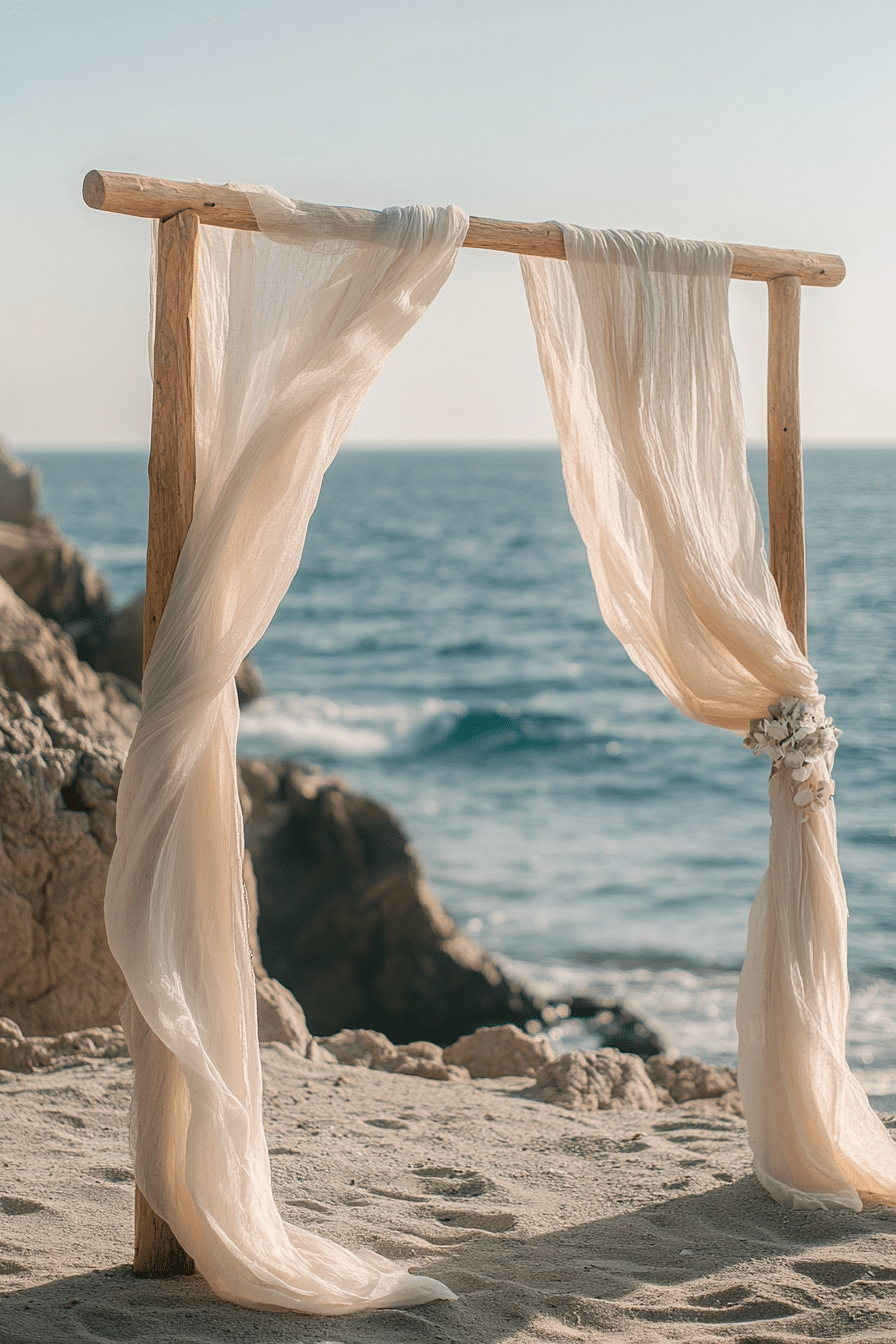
[[105, 191, 468, 1312], [521, 229, 896, 1210]]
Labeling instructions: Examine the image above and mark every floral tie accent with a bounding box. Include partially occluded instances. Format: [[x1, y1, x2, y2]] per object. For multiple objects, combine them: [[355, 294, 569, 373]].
[[743, 696, 841, 820]]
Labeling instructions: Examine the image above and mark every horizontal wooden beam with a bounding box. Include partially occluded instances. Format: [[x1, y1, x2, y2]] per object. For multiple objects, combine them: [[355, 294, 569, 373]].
[[83, 170, 845, 287]]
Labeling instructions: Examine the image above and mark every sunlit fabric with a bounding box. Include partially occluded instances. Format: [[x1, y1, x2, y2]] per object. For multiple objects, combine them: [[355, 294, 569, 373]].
[[105, 189, 467, 1311], [522, 228, 896, 1209]]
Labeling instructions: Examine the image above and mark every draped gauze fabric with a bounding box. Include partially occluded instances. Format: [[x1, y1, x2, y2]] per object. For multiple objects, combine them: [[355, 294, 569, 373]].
[[105, 191, 468, 1312], [521, 228, 896, 1210]]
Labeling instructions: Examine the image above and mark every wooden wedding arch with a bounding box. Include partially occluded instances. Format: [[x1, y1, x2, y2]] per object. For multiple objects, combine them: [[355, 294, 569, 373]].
[[82, 168, 845, 1276]]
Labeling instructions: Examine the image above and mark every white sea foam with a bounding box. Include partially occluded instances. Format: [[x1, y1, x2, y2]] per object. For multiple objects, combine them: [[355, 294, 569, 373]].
[[87, 542, 147, 564], [238, 693, 465, 762]]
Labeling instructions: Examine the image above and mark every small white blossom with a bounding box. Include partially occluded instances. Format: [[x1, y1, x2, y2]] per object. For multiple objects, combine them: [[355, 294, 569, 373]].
[[743, 696, 840, 819]]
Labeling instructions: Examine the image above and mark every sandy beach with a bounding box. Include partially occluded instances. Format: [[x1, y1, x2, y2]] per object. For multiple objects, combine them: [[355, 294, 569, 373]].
[[2, 1045, 895, 1343]]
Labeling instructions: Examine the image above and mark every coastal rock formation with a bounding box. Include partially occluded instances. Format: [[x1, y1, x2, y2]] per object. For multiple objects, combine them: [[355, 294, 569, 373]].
[[0, 520, 113, 630], [532, 1048, 659, 1111], [0, 443, 40, 528], [0, 987, 312, 1071], [558, 996, 664, 1059], [316, 1028, 470, 1081], [0, 442, 113, 630], [254, 975, 313, 1054], [0, 576, 140, 1034], [443, 1023, 554, 1078], [242, 759, 664, 1051], [646, 1053, 742, 1113], [0, 1017, 130, 1071], [241, 758, 547, 1045]]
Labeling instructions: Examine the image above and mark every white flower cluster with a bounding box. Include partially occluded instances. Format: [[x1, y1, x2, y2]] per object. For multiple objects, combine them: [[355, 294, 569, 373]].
[[743, 695, 841, 820]]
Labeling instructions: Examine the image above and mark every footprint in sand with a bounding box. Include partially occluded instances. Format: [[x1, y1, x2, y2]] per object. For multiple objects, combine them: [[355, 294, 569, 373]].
[[688, 1285, 752, 1305], [364, 1167, 499, 1204], [412, 1165, 495, 1198], [427, 1208, 517, 1231], [792, 1258, 896, 1287], [0, 1196, 45, 1215], [45, 1111, 87, 1130], [286, 1198, 331, 1214], [627, 1287, 799, 1325], [651, 1118, 740, 1159], [89, 1166, 133, 1184], [366, 1187, 430, 1202], [379, 1206, 519, 1253]]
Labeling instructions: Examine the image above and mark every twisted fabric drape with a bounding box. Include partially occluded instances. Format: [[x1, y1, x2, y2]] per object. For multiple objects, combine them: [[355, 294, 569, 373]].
[[105, 190, 467, 1312], [521, 228, 896, 1210]]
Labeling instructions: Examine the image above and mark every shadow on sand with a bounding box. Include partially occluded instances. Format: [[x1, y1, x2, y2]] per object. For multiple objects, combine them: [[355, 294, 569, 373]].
[[3, 1176, 896, 1343]]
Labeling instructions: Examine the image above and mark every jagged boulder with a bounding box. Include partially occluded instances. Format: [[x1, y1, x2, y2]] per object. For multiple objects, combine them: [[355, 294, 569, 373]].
[[317, 1028, 469, 1081], [0, 519, 114, 630], [0, 577, 138, 1033], [254, 975, 313, 1053], [533, 1048, 659, 1111], [0, 1017, 130, 1071], [0, 441, 113, 630], [242, 759, 546, 1045], [646, 1053, 742, 1113], [443, 1023, 554, 1078], [0, 443, 40, 528]]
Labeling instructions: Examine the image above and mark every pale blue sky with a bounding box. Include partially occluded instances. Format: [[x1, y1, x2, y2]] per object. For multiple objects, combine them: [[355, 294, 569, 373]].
[[1, 0, 893, 445]]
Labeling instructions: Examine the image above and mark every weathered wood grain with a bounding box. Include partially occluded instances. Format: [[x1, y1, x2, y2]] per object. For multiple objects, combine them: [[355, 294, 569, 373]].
[[83, 170, 845, 286], [767, 274, 807, 654], [143, 209, 199, 664], [134, 207, 200, 1279]]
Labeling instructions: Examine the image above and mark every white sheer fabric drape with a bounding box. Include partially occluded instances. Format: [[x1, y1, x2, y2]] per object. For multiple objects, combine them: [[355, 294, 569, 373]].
[[522, 228, 896, 1210], [105, 192, 468, 1312]]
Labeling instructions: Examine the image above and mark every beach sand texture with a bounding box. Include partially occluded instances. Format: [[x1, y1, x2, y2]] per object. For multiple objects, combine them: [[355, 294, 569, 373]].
[[2, 1046, 895, 1342]]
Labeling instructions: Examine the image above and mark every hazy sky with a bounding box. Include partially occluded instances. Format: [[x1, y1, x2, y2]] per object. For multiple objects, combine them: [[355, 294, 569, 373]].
[[1, 0, 893, 446]]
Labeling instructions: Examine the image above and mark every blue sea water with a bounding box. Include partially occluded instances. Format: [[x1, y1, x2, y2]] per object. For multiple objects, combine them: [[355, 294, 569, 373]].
[[19, 446, 896, 1105]]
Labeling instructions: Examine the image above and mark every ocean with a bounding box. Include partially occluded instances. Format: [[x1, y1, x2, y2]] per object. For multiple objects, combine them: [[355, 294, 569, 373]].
[[18, 446, 896, 1108]]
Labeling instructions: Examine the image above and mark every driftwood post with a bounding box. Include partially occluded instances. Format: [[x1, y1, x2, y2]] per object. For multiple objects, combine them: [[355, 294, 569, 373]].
[[82, 169, 843, 1276], [766, 275, 807, 653], [133, 207, 200, 1279]]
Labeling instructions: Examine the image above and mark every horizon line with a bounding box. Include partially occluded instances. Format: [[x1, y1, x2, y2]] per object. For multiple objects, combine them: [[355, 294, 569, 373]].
[[10, 439, 896, 454]]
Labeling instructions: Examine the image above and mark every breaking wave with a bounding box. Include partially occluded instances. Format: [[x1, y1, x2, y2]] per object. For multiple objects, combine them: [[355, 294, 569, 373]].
[[238, 693, 601, 763]]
